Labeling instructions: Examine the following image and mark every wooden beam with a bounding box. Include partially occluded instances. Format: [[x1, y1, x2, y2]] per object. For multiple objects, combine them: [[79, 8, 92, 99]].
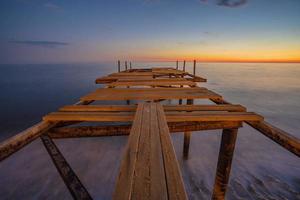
[[0, 100, 93, 162], [41, 135, 92, 200], [49, 121, 241, 139], [118, 60, 121, 72], [212, 128, 238, 200], [81, 87, 222, 101], [0, 122, 55, 161], [48, 121, 243, 139], [108, 80, 197, 87], [210, 98, 300, 157], [183, 60, 186, 72], [113, 103, 144, 199], [247, 121, 300, 157], [43, 111, 263, 123], [59, 104, 246, 112], [156, 103, 188, 199]]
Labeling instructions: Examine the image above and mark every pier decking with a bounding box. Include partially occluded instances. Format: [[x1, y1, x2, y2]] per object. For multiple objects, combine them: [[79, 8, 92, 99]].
[[0, 63, 299, 200]]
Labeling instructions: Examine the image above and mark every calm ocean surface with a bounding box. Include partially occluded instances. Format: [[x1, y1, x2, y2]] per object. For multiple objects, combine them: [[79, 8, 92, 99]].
[[0, 62, 299, 199]]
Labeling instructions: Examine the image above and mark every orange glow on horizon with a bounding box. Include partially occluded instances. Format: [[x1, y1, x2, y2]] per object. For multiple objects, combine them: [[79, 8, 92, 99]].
[[129, 50, 300, 63]]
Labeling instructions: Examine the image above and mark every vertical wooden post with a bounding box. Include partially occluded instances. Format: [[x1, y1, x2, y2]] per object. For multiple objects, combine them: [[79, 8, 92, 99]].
[[212, 128, 238, 200], [183, 60, 186, 72], [125, 61, 128, 71], [186, 99, 194, 105], [118, 60, 121, 72], [130, 62, 132, 69], [179, 99, 182, 105], [193, 60, 196, 76], [183, 132, 191, 159], [183, 99, 194, 158], [176, 60, 179, 70]]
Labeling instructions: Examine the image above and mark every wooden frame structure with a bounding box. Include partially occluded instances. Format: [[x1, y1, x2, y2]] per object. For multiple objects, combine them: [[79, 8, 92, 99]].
[[1, 62, 299, 200]]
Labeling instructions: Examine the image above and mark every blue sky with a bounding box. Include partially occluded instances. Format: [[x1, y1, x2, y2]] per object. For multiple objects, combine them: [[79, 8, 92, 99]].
[[0, 0, 299, 64]]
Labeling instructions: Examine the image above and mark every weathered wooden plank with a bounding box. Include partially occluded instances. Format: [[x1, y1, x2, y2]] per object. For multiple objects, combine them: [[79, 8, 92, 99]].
[[81, 87, 221, 101], [108, 80, 196, 87], [156, 103, 188, 200], [113, 103, 144, 200], [149, 103, 169, 200], [0, 100, 93, 162], [0, 122, 55, 161], [212, 128, 238, 200], [130, 103, 153, 199], [110, 72, 155, 76], [247, 121, 300, 157], [114, 103, 187, 199], [48, 121, 243, 139], [43, 111, 262, 122], [41, 135, 92, 200], [130, 103, 169, 200], [119, 78, 187, 82], [59, 104, 246, 112], [210, 98, 300, 157], [60, 105, 137, 112]]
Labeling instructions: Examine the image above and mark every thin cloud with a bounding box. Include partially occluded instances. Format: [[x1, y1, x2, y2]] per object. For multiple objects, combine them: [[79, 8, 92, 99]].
[[44, 2, 62, 10], [200, 0, 248, 8], [10, 40, 69, 48], [218, 0, 247, 7]]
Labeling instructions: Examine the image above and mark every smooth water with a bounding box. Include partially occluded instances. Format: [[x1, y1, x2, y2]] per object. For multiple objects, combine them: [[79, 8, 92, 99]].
[[0, 63, 299, 199]]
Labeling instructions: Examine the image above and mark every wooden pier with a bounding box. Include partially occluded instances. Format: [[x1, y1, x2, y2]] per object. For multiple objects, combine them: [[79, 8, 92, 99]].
[[1, 61, 299, 200]]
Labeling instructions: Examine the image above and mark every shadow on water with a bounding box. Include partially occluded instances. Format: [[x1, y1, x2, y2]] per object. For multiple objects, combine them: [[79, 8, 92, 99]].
[[0, 62, 300, 199]]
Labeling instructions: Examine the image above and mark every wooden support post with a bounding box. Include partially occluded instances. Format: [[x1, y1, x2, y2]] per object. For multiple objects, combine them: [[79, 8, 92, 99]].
[[41, 135, 92, 200], [183, 132, 191, 159], [130, 61, 132, 69], [193, 60, 196, 76], [212, 128, 238, 200], [183, 99, 194, 158], [125, 61, 128, 71], [183, 60, 186, 72], [118, 60, 121, 72], [179, 99, 183, 105], [176, 60, 179, 70], [186, 99, 194, 105]]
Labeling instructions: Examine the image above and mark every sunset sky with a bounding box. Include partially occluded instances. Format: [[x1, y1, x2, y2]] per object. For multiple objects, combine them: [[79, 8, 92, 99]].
[[0, 0, 300, 64]]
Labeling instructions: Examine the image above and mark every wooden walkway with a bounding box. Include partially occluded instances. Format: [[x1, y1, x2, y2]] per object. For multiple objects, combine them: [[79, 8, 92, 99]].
[[1, 63, 299, 200]]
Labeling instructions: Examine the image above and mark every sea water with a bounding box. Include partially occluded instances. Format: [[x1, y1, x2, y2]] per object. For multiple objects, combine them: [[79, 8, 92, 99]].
[[0, 63, 299, 199]]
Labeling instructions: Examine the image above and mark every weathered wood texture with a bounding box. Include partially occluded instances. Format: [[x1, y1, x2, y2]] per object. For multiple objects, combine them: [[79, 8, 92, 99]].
[[210, 98, 300, 157], [0, 122, 55, 161], [113, 103, 187, 200], [41, 135, 92, 200], [48, 121, 243, 139], [0, 100, 93, 161], [81, 87, 221, 101], [108, 80, 196, 87], [43, 111, 262, 122], [247, 121, 300, 157], [59, 104, 246, 112], [212, 128, 238, 200]]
